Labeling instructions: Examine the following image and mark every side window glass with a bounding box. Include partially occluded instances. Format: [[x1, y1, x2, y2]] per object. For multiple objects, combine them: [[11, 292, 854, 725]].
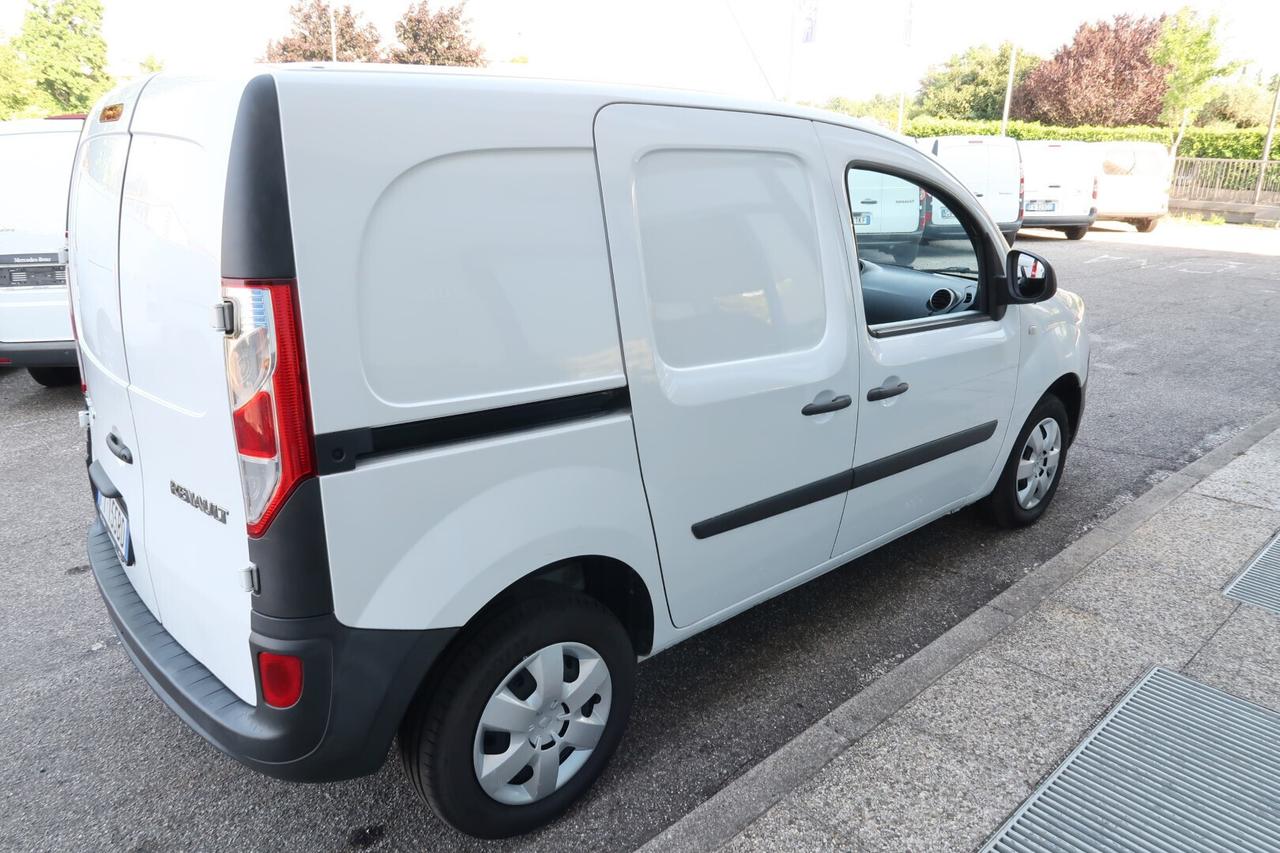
[[846, 167, 983, 329]]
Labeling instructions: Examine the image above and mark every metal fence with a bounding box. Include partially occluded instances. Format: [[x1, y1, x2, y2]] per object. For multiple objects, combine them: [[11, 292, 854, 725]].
[[1172, 157, 1280, 205]]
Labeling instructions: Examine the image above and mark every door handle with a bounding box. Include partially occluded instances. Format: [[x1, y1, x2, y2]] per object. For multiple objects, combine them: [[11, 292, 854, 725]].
[[867, 382, 909, 402], [106, 430, 133, 464], [802, 394, 852, 416]]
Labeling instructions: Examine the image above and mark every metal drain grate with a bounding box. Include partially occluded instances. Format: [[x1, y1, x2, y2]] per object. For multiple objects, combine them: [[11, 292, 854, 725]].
[[983, 668, 1280, 852], [1225, 533, 1280, 614]]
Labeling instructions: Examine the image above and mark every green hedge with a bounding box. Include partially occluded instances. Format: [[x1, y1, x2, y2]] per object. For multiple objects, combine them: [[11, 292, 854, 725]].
[[901, 117, 1269, 160]]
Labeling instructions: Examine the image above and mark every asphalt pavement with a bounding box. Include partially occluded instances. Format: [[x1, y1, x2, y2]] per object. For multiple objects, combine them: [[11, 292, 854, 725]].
[[1, 221, 1278, 852]]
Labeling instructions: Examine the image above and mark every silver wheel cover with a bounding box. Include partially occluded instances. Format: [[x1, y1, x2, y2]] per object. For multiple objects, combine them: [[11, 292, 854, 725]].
[[1016, 416, 1062, 510], [473, 642, 612, 805]]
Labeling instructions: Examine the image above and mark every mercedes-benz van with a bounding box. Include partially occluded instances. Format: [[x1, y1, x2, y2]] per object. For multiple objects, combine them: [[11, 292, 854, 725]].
[[72, 67, 1088, 839], [0, 116, 83, 386]]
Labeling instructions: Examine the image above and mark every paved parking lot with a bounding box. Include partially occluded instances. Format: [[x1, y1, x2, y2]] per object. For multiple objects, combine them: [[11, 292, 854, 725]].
[[2, 222, 1279, 852]]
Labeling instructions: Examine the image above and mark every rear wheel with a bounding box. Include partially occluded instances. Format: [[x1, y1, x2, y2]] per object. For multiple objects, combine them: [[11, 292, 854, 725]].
[[1062, 225, 1088, 241], [399, 592, 635, 838], [27, 366, 79, 388], [982, 394, 1069, 528], [1134, 217, 1159, 233]]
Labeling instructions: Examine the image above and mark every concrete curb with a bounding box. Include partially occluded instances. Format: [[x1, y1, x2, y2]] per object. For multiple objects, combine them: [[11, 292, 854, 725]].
[[638, 408, 1280, 853]]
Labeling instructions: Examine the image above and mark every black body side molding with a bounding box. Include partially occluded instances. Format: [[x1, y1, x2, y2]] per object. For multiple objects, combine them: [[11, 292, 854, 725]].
[[691, 420, 999, 539], [314, 388, 631, 474], [222, 74, 295, 279]]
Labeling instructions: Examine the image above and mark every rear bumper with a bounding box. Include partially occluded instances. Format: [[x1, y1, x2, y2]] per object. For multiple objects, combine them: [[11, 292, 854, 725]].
[[1021, 212, 1097, 229], [0, 339, 76, 367], [89, 521, 457, 782]]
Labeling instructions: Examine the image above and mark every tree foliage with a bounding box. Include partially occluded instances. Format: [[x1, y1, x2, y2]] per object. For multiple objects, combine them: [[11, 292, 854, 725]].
[[263, 1, 383, 63], [1198, 77, 1275, 128], [917, 43, 1040, 120], [821, 93, 915, 127], [1150, 7, 1234, 153], [10, 0, 113, 113], [390, 1, 485, 66], [1014, 15, 1168, 126], [0, 42, 51, 119]]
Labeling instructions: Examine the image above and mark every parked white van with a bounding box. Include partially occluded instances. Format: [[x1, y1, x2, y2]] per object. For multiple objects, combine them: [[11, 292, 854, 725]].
[[72, 67, 1088, 838], [1092, 140, 1172, 232], [0, 116, 83, 386], [1018, 140, 1098, 240], [919, 135, 1024, 244]]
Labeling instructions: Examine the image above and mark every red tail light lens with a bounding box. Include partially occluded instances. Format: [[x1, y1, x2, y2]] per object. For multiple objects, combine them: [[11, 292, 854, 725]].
[[1017, 165, 1025, 220], [221, 278, 314, 537], [1092, 177, 1099, 201], [258, 651, 303, 708]]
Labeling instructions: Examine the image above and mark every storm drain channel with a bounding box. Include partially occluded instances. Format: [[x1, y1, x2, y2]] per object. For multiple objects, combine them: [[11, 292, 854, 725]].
[[982, 667, 1280, 852], [1224, 533, 1280, 615]]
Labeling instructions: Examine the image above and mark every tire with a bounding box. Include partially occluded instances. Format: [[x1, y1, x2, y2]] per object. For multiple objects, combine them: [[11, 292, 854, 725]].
[[982, 394, 1070, 529], [1134, 217, 1159, 233], [891, 245, 920, 265], [27, 366, 79, 388], [399, 591, 635, 838], [1062, 225, 1088, 241]]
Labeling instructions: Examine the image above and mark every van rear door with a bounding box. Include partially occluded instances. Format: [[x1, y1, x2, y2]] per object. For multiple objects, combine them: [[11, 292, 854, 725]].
[[70, 87, 163, 619], [114, 75, 259, 703]]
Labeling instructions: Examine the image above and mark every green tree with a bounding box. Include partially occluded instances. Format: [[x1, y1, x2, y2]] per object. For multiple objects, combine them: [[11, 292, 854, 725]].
[[1198, 77, 1273, 128], [917, 43, 1040, 120], [1151, 7, 1235, 155], [12, 0, 113, 113], [264, 1, 383, 63], [389, 2, 485, 66], [0, 42, 53, 119], [821, 93, 914, 128], [139, 53, 163, 74]]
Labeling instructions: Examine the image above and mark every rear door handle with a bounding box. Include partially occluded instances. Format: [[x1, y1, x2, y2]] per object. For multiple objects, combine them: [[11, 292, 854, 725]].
[[867, 382, 909, 402], [106, 430, 133, 464], [802, 394, 852, 416]]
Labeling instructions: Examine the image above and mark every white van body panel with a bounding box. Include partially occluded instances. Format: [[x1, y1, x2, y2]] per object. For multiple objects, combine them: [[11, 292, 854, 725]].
[[1093, 141, 1171, 220], [0, 119, 80, 344], [1019, 140, 1097, 225], [119, 74, 258, 703], [322, 414, 663, 630], [595, 104, 859, 628], [927, 135, 1023, 227], [272, 72, 626, 435]]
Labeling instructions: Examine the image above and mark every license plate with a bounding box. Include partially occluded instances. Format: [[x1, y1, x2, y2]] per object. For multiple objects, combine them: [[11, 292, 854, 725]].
[[1026, 200, 1057, 212], [97, 492, 133, 565], [852, 212, 872, 226], [940, 207, 955, 219]]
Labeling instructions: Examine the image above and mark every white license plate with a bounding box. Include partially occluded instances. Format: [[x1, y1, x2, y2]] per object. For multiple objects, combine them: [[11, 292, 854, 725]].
[[940, 207, 955, 219], [97, 492, 133, 565], [1026, 201, 1057, 212], [852, 212, 872, 226]]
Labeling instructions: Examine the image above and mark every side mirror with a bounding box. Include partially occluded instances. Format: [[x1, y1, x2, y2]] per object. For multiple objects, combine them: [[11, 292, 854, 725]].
[[1004, 249, 1058, 304]]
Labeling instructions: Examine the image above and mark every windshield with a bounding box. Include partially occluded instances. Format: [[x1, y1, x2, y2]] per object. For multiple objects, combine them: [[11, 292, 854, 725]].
[[0, 130, 80, 239]]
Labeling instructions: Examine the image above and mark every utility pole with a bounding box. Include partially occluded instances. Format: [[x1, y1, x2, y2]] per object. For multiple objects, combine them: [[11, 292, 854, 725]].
[[329, 5, 338, 62], [1255, 78, 1280, 205], [897, 0, 912, 133], [1000, 43, 1018, 136]]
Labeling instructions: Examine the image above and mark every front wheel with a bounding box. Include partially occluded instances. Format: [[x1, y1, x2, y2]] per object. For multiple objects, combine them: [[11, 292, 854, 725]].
[[982, 395, 1069, 528], [399, 591, 635, 838]]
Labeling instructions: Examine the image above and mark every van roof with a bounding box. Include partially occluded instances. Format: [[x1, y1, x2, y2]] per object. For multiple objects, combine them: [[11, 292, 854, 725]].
[[124, 63, 909, 147]]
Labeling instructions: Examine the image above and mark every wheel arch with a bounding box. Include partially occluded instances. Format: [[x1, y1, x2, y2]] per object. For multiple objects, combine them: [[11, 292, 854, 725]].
[[1046, 372, 1083, 445]]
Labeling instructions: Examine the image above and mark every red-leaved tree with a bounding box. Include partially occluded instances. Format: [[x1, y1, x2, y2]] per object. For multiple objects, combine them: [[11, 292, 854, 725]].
[[263, 1, 383, 63], [1014, 15, 1169, 126], [389, 2, 485, 67]]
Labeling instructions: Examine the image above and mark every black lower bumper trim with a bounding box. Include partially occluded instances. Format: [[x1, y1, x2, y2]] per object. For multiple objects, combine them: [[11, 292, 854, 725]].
[[1020, 214, 1097, 229], [89, 521, 457, 782], [0, 339, 76, 367]]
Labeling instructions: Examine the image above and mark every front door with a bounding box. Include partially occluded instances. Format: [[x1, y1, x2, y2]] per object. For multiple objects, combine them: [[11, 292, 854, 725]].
[[594, 105, 859, 628], [814, 122, 1020, 557]]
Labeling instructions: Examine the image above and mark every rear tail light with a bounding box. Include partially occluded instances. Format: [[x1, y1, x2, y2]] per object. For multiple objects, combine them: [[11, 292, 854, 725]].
[[918, 188, 928, 231], [221, 278, 314, 537], [1092, 177, 1098, 201], [1017, 165, 1025, 221], [258, 651, 303, 708]]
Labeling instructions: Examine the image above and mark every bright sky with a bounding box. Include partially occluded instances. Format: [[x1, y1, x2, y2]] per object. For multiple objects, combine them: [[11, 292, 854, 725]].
[[1, 0, 1276, 103]]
